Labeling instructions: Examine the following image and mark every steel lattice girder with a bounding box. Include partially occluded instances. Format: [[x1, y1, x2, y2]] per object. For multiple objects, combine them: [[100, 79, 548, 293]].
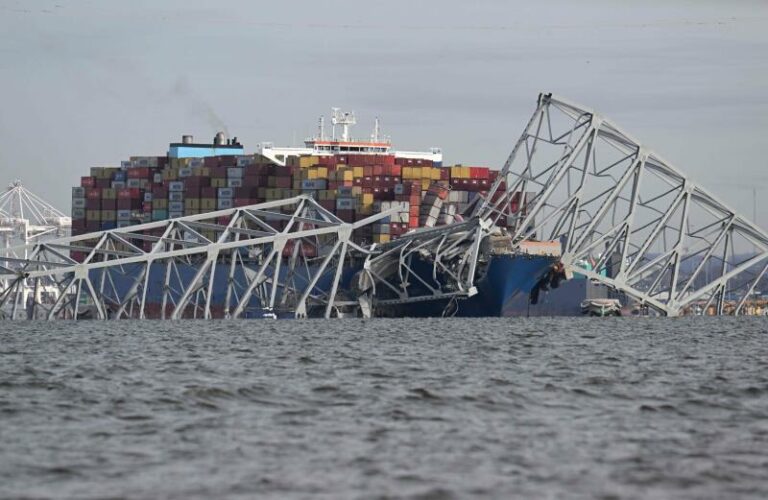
[[354, 218, 487, 312], [0, 196, 397, 320], [478, 93, 768, 316]]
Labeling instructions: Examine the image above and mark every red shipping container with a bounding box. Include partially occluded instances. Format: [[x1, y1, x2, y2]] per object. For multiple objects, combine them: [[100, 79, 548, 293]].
[[440, 168, 450, 181], [217, 216, 231, 225], [409, 216, 420, 228], [337, 209, 355, 223], [337, 156, 347, 164], [220, 156, 237, 167], [86, 188, 101, 199], [118, 188, 140, 199], [211, 166, 228, 178], [363, 166, 373, 177], [382, 155, 396, 166], [409, 206, 420, 217], [234, 198, 252, 207], [142, 202, 152, 212], [81, 176, 96, 188], [95, 178, 111, 188], [275, 177, 291, 188], [101, 199, 116, 210], [373, 165, 383, 176], [353, 178, 363, 186], [201, 187, 217, 198], [391, 165, 401, 176], [127, 167, 150, 179], [86, 198, 101, 210]]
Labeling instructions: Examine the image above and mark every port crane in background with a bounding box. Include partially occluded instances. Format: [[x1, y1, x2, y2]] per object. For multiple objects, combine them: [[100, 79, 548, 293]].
[[0, 180, 71, 253], [1, 93, 767, 319], [477, 93, 768, 316]]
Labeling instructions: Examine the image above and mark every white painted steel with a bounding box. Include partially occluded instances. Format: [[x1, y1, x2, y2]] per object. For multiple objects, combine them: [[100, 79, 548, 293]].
[[477, 93, 768, 316]]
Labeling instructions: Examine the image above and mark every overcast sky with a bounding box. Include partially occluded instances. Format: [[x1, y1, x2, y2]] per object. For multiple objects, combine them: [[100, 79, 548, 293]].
[[1, 0, 767, 219]]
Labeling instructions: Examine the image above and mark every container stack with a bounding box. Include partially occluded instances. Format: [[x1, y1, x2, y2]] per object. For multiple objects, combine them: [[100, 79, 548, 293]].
[[71, 151, 527, 247]]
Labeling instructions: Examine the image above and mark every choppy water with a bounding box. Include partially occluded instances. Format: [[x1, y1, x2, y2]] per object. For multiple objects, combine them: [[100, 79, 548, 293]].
[[1, 318, 767, 499]]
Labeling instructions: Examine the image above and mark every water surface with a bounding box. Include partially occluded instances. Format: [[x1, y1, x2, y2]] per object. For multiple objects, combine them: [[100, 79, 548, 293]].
[[1, 318, 767, 499]]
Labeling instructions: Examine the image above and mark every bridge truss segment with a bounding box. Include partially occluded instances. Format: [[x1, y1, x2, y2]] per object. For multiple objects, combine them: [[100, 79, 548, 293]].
[[352, 218, 490, 316], [0, 196, 395, 320], [479, 93, 768, 315]]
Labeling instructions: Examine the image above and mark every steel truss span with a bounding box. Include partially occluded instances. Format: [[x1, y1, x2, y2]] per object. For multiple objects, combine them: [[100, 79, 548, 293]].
[[0, 196, 395, 320], [479, 93, 768, 316]]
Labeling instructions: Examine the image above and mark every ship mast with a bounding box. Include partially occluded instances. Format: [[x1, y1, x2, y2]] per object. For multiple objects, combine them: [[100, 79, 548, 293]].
[[331, 108, 356, 142]]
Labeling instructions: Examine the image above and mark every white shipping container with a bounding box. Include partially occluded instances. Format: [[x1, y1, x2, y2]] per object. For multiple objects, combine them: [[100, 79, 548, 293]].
[[71, 198, 86, 209], [168, 181, 185, 192], [227, 167, 244, 179], [168, 201, 184, 212], [217, 198, 233, 210], [227, 178, 243, 188], [168, 192, 184, 202]]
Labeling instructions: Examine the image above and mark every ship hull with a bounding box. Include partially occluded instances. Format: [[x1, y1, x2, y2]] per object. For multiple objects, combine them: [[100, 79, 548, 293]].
[[377, 253, 559, 318]]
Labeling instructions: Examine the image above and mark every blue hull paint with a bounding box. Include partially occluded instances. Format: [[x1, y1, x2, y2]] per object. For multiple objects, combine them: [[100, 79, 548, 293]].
[[383, 253, 558, 318]]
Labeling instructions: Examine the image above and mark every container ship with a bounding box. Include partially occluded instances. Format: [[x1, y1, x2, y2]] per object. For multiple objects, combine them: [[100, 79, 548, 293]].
[[69, 109, 561, 317]]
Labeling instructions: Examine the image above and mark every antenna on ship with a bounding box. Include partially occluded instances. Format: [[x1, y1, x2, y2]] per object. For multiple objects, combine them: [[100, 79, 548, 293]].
[[331, 108, 356, 142], [371, 117, 380, 142], [318, 115, 325, 141]]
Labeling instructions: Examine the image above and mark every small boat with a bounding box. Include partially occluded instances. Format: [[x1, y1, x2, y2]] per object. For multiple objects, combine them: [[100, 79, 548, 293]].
[[580, 298, 622, 317]]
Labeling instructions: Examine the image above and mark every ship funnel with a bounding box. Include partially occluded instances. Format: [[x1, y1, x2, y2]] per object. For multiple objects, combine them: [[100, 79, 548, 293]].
[[214, 131, 227, 146], [182, 135, 193, 144]]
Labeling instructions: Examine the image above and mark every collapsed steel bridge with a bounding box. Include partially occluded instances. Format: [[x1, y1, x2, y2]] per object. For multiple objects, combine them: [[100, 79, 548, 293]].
[[0, 196, 396, 320], [477, 93, 768, 316], [1, 93, 767, 319]]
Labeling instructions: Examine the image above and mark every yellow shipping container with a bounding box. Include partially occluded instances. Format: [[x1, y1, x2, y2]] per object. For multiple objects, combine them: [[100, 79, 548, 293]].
[[461, 166, 471, 178], [163, 170, 178, 181], [402, 166, 413, 179], [353, 166, 364, 178], [342, 170, 353, 182], [211, 178, 227, 188], [362, 193, 374, 205], [317, 167, 328, 178], [202, 230, 217, 241], [154, 199, 168, 209], [101, 210, 116, 221], [201, 199, 216, 210], [373, 234, 391, 244], [299, 156, 319, 168], [431, 168, 441, 180], [86, 210, 101, 221], [307, 169, 318, 180], [101, 188, 116, 199], [185, 198, 200, 210]]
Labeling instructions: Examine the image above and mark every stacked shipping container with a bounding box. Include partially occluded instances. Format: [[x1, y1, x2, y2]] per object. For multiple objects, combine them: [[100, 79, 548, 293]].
[[71, 152, 522, 246]]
